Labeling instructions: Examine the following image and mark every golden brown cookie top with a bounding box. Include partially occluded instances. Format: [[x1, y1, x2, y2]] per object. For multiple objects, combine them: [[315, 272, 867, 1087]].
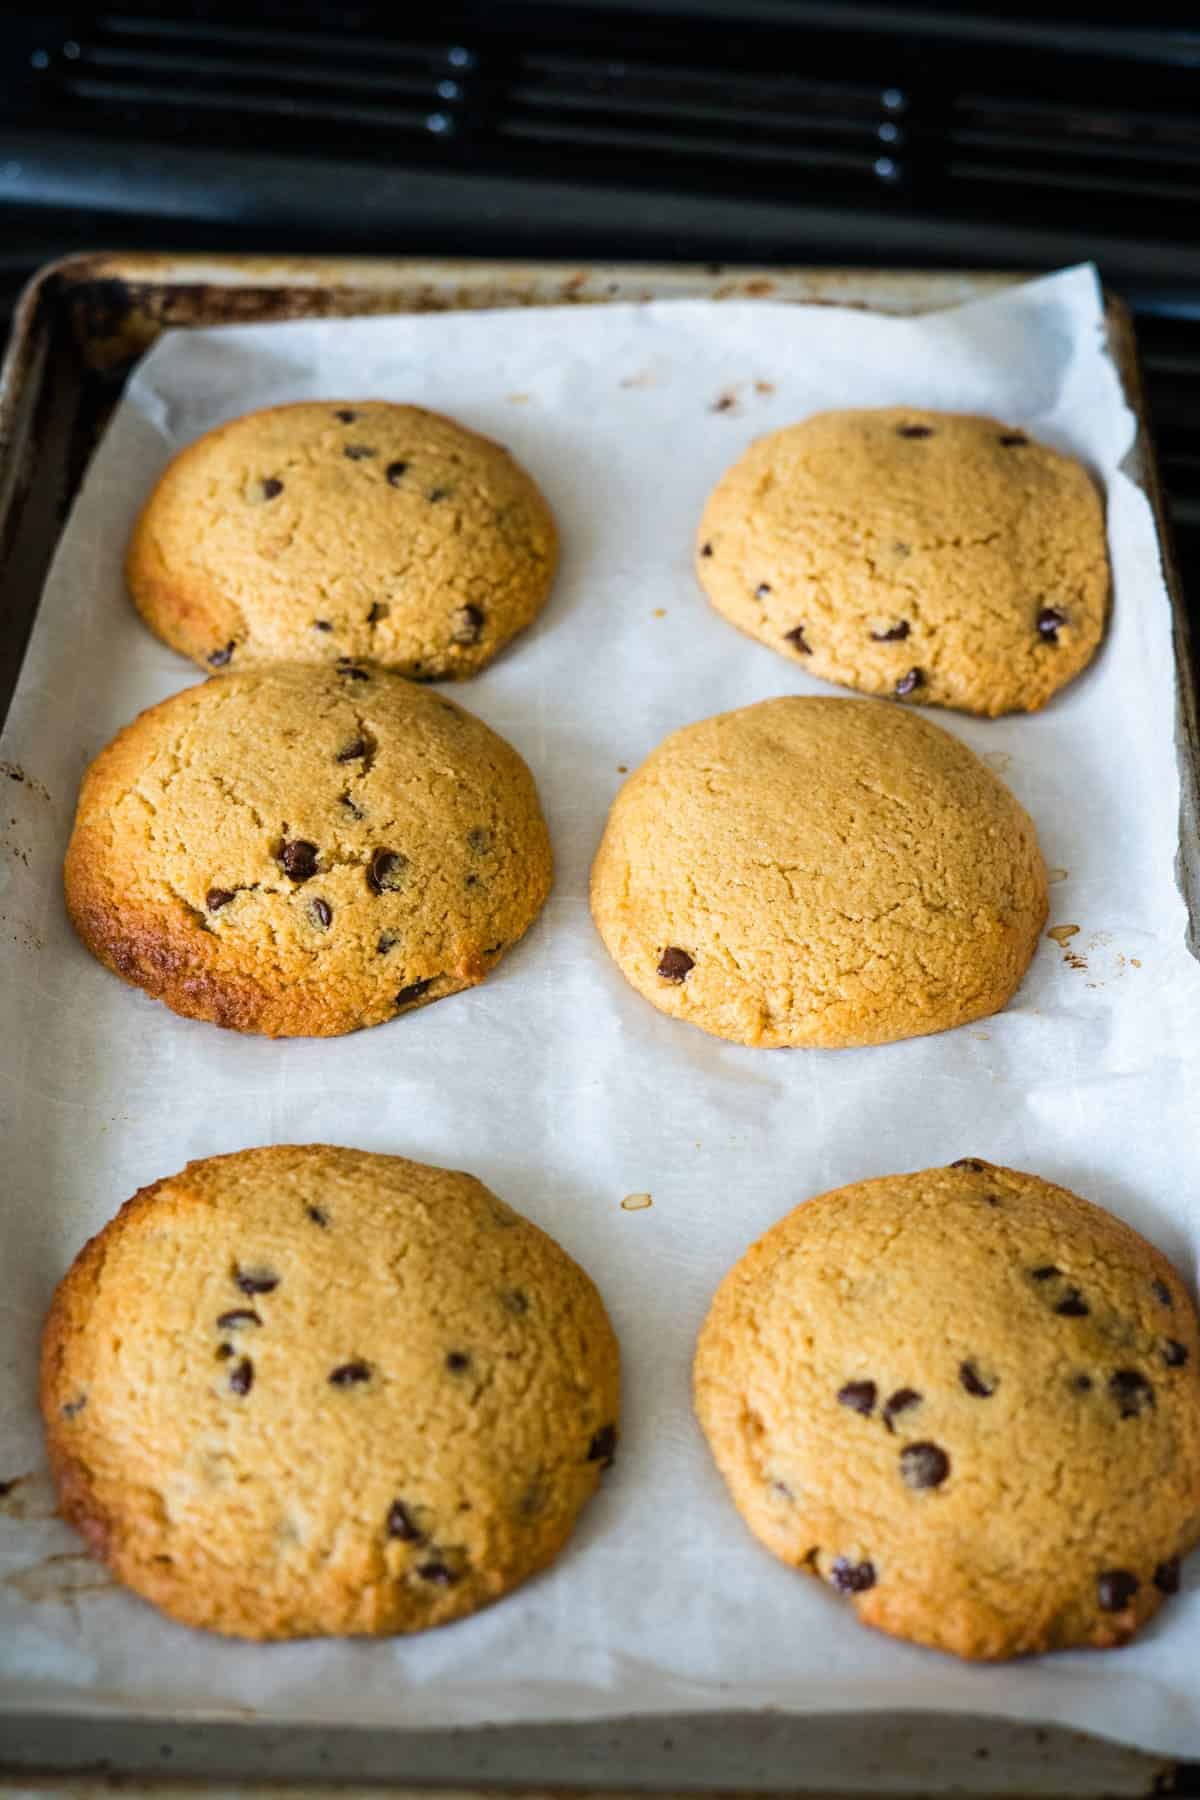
[[41, 1145, 620, 1640], [127, 401, 558, 680], [696, 408, 1109, 716], [590, 695, 1047, 1048], [694, 1161, 1200, 1661], [64, 665, 552, 1036]]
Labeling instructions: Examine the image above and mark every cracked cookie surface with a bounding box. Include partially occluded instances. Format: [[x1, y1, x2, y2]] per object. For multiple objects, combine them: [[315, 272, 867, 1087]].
[[41, 1144, 620, 1639], [589, 695, 1046, 1049], [694, 1161, 1200, 1661], [63, 665, 552, 1036], [127, 401, 558, 680], [696, 408, 1109, 716]]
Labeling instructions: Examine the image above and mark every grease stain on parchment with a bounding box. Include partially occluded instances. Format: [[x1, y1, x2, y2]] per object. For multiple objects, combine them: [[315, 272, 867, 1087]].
[[4, 1552, 114, 1603]]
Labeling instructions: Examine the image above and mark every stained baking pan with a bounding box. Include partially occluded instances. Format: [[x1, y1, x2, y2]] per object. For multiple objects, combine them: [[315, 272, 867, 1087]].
[[0, 254, 1196, 1799]]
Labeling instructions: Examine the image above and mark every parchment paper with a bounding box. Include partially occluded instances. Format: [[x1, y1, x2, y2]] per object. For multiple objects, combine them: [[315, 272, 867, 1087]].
[[2, 265, 1199, 1758]]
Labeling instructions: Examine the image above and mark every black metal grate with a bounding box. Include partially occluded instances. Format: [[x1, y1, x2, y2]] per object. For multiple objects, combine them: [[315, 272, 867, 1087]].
[[4, 8, 1196, 241]]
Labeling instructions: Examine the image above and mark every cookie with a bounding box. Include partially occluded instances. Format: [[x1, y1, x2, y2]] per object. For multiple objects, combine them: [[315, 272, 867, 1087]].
[[127, 402, 558, 680], [590, 696, 1046, 1049], [64, 664, 552, 1037], [695, 1161, 1200, 1661], [696, 408, 1109, 716], [41, 1145, 620, 1640]]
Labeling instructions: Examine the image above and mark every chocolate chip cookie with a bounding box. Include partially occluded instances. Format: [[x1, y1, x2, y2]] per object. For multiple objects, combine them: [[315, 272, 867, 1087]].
[[696, 408, 1109, 716], [41, 1145, 620, 1639], [127, 402, 558, 680], [64, 665, 552, 1036], [589, 696, 1047, 1048], [694, 1161, 1200, 1660]]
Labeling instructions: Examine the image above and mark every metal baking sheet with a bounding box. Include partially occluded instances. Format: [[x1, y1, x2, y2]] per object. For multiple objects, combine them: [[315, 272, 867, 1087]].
[[0, 254, 1194, 1798]]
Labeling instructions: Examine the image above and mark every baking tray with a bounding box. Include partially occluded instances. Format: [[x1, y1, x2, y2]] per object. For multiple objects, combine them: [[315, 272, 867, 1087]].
[[0, 254, 1196, 1799]]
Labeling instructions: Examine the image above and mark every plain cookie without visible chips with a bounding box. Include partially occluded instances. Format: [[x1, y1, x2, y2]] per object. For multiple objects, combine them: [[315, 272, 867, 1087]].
[[696, 408, 1109, 716], [694, 1162, 1200, 1661], [590, 696, 1047, 1049], [127, 401, 558, 680], [64, 664, 552, 1036], [41, 1145, 620, 1639]]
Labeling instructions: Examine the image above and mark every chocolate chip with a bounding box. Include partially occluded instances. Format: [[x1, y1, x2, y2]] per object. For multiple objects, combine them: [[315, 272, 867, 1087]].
[[502, 1289, 528, 1316], [836, 1380, 877, 1416], [445, 1351, 471, 1372], [784, 624, 812, 654], [882, 1388, 922, 1433], [831, 1557, 876, 1594], [367, 602, 389, 624], [416, 1560, 459, 1584], [344, 445, 376, 460], [772, 1480, 794, 1501], [1037, 607, 1068, 643], [329, 1361, 371, 1386], [336, 739, 367, 763], [588, 1423, 618, 1466], [1031, 1266, 1060, 1282], [215, 1344, 233, 1361], [1163, 1339, 1189, 1368], [897, 424, 933, 438], [335, 409, 357, 423], [871, 621, 910, 642], [428, 487, 450, 503], [207, 642, 235, 667], [899, 1442, 950, 1489], [235, 1267, 278, 1295], [755, 582, 772, 597], [229, 1358, 254, 1396], [259, 477, 283, 500], [1154, 1557, 1182, 1595], [396, 979, 432, 1008], [1055, 1288, 1089, 1317], [467, 827, 491, 854], [951, 1158, 985, 1172], [519, 1483, 546, 1519], [1153, 1278, 1174, 1308], [307, 1206, 329, 1227], [959, 1361, 995, 1397], [700, 541, 713, 557], [341, 792, 364, 819], [60, 1395, 87, 1419], [336, 663, 370, 681], [206, 887, 236, 911], [308, 897, 332, 930], [386, 461, 408, 485], [387, 1500, 425, 1543], [313, 619, 333, 632], [1097, 1569, 1139, 1612], [657, 946, 694, 982], [367, 848, 408, 894], [894, 668, 923, 698], [1109, 1369, 1155, 1418], [216, 1309, 261, 1330], [1071, 1372, 1093, 1393], [279, 839, 319, 882], [999, 432, 1028, 447], [452, 604, 485, 645], [377, 932, 398, 954]]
